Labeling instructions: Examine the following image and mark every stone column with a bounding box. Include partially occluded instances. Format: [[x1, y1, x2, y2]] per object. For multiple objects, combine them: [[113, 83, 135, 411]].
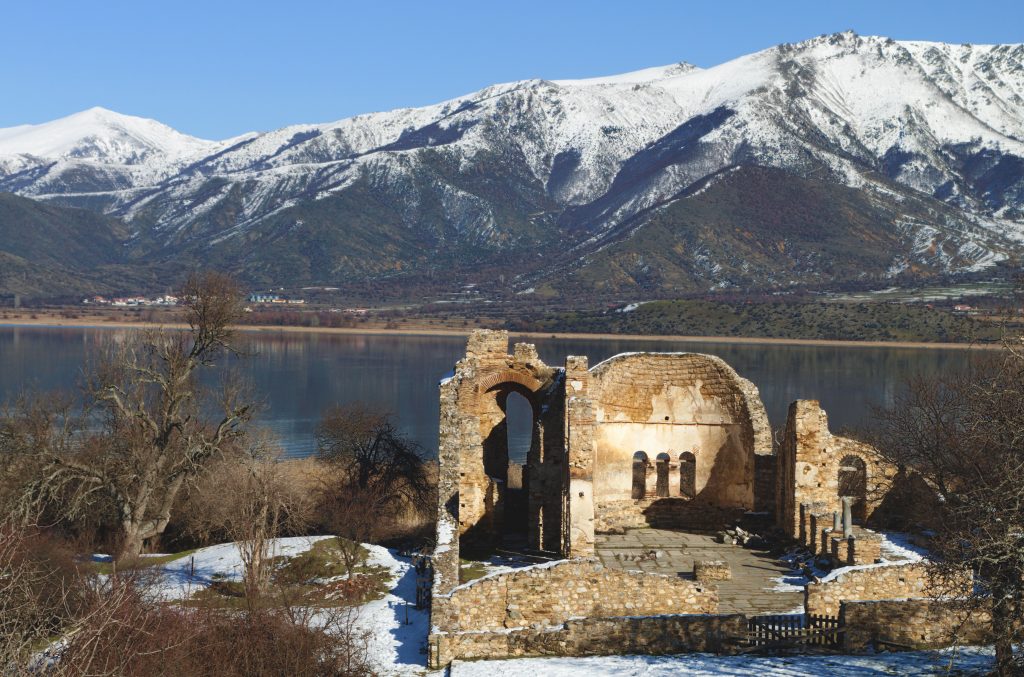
[[842, 497, 854, 538], [832, 511, 841, 532]]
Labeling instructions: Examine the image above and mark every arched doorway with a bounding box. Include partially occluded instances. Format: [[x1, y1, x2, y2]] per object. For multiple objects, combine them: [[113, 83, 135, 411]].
[[838, 455, 867, 523], [472, 381, 541, 554], [632, 451, 649, 500], [679, 451, 696, 499], [655, 453, 671, 497], [505, 391, 533, 465]]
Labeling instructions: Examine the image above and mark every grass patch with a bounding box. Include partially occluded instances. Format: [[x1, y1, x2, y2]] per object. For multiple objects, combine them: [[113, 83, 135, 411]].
[[185, 537, 392, 609], [459, 559, 490, 584], [88, 549, 199, 576]]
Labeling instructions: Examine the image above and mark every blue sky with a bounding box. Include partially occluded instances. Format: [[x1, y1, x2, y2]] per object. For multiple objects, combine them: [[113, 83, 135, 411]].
[[1, 0, 1021, 139]]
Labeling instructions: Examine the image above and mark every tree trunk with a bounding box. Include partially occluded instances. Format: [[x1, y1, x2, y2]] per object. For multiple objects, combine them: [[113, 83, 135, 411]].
[[118, 521, 146, 562], [992, 597, 1016, 676]]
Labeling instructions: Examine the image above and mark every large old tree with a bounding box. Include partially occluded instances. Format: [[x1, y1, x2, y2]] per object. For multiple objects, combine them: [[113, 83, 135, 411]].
[[3, 272, 251, 560], [872, 333, 1024, 675]]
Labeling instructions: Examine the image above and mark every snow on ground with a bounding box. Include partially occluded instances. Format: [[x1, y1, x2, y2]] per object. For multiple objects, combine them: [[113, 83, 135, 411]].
[[354, 544, 430, 675], [443, 648, 994, 676], [878, 531, 928, 563], [146, 535, 333, 600], [100, 536, 429, 673], [772, 530, 928, 592]]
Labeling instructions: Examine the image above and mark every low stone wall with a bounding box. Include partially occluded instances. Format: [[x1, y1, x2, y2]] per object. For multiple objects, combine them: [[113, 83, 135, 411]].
[[433, 559, 717, 633], [805, 563, 933, 616], [596, 498, 745, 534], [842, 599, 991, 652], [430, 613, 747, 667]]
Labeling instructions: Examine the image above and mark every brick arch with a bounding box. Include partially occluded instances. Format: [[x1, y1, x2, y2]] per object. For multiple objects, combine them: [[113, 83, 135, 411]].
[[476, 369, 543, 394]]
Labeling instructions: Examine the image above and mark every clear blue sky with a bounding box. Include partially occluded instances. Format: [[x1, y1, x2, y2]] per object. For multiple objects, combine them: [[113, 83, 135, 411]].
[[1, 0, 1021, 139]]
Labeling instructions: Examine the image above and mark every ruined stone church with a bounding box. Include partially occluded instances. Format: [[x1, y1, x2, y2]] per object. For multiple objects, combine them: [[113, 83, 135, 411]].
[[428, 330, 937, 667]]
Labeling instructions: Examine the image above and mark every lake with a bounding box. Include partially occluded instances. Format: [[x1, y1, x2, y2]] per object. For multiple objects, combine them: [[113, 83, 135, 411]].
[[0, 326, 976, 459]]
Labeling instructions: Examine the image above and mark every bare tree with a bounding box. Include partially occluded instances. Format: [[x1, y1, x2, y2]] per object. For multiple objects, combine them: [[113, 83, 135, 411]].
[[7, 272, 252, 560], [870, 337, 1024, 675], [316, 404, 432, 574], [186, 432, 312, 602]]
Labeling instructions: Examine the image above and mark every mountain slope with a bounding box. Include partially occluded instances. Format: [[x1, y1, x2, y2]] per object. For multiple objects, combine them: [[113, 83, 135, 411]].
[[0, 193, 164, 296], [1, 32, 1022, 299]]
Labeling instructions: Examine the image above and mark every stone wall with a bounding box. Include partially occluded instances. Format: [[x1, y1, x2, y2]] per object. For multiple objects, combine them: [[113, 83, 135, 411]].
[[588, 353, 770, 529], [595, 498, 746, 534], [777, 400, 897, 539], [805, 563, 937, 617], [842, 599, 992, 652], [435, 329, 573, 580], [432, 559, 718, 633], [429, 613, 747, 667]]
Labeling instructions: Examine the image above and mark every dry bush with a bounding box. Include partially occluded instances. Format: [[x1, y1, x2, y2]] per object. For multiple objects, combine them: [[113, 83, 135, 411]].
[[0, 523, 89, 672], [55, 584, 372, 677], [182, 434, 314, 600], [314, 404, 435, 569]]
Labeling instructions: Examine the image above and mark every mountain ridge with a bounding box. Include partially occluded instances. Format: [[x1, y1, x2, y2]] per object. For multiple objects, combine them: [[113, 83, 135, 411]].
[[1, 31, 1023, 299]]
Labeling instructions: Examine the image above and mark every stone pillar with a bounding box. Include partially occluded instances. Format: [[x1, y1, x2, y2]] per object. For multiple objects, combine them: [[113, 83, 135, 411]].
[[842, 497, 854, 538], [565, 355, 595, 557], [832, 511, 841, 532], [777, 400, 830, 538], [434, 375, 465, 595], [799, 503, 810, 544]]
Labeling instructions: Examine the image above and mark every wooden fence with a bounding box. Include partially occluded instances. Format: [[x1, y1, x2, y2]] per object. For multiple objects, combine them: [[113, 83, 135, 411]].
[[746, 613, 842, 652]]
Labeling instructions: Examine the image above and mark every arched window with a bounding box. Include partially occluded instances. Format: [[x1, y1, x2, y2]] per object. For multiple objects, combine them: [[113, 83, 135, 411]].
[[679, 451, 696, 499], [838, 455, 868, 523], [655, 453, 671, 497], [631, 451, 648, 500]]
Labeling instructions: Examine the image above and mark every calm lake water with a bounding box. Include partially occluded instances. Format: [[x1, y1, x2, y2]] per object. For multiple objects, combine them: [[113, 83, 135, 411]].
[[0, 326, 976, 459]]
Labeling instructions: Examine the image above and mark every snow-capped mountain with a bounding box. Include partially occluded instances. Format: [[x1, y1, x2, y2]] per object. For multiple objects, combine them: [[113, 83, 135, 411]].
[[2, 32, 1023, 297]]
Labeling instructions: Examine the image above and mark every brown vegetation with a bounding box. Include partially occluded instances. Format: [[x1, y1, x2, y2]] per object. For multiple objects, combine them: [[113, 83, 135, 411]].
[[315, 403, 434, 574], [2, 272, 253, 560], [870, 334, 1024, 674]]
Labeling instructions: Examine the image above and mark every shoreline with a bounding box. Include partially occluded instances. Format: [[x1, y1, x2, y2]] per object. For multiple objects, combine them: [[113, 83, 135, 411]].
[[0, 316, 1002, 350]]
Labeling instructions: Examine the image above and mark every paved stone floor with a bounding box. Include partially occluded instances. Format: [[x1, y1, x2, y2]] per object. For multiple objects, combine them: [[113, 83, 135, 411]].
[[595, 529, 804, 615]]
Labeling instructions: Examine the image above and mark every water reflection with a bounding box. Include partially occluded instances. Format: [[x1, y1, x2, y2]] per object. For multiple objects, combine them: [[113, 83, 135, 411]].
[[0, 327, 978, 458]]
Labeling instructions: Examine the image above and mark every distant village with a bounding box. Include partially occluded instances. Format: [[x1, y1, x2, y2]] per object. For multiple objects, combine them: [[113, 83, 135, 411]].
[[82, 292, 312, 308], [81, 294, 180, 307]]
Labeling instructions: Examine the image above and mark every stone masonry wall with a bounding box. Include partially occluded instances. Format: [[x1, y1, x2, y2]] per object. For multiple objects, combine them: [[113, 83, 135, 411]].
[[842, 599, 992, 652], [777, 400, 897, 539], [589, 353, 770, 522], [805, 563, 938, 617], [432, 559, 718, 633], [430, 613, 747, 667]]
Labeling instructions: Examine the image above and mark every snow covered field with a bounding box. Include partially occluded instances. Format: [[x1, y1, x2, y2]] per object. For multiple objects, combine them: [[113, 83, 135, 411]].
[[443, 650, 994, 676], [128, 536, 430, 675]]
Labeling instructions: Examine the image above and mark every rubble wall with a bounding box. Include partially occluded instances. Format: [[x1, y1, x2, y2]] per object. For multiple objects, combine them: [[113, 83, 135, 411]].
[[842, 598, 991, 652], [429, 613, 746, 667], [432, 559, 718, 633], [805, 563, 935, 617]]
